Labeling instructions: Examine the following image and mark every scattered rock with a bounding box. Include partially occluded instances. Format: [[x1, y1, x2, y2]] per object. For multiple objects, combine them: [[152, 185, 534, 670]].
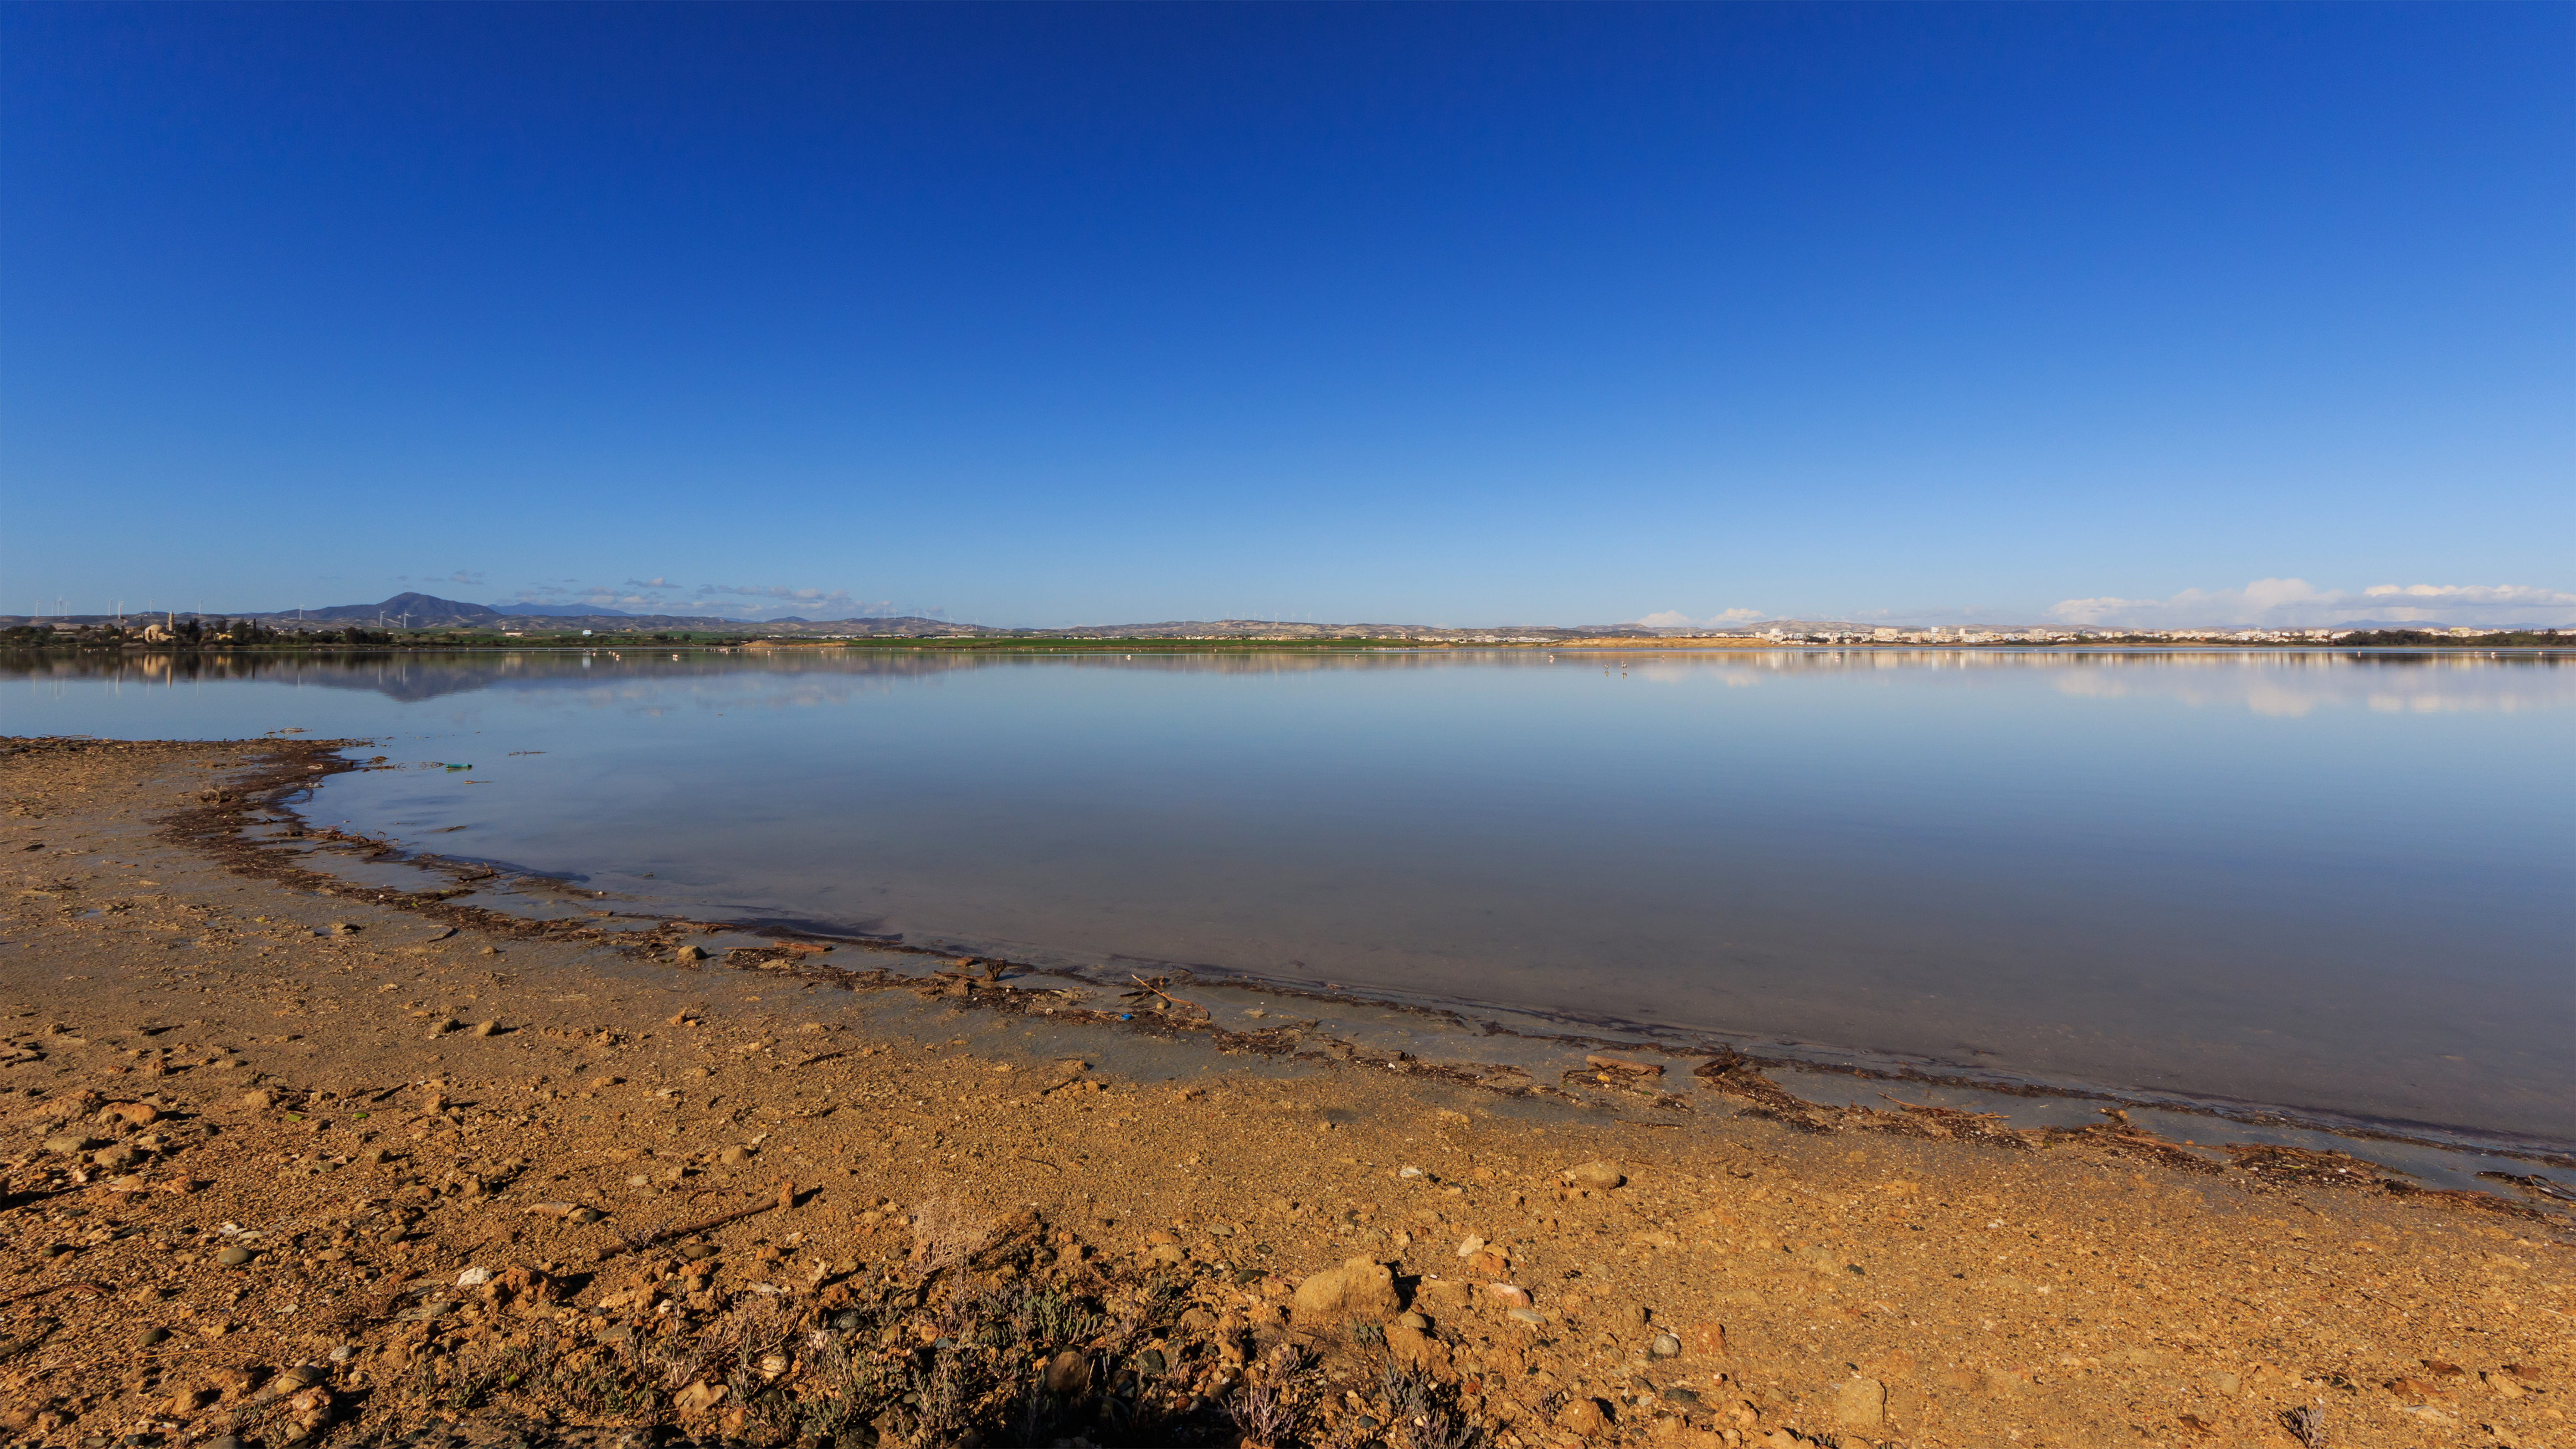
[[1650, 1332, 1683, 1358], [676, 945, 708, 963], [215, 1246, 254, 1267], [1043, 1350, 1092, 1395], [1292, 1256, 1402, 1324], [1585, 1054, 1664, 1077], [718, 1145, 752, 1166], [1684, 1320, 1727, 1356], [137, 1326, 171, 1347], [326, 921, 359, 935], [1562, 1160, 1626, 1190], [100, 1101, 160, 1127], [1833, 1376, 1886, 1429], [40, 1134, 99, 1155], [428, 1018, 460, 1037], [1556, 1396, 1610, 1435], [470, 1020, 500, 1037], [456, 1266, 493, 1287]]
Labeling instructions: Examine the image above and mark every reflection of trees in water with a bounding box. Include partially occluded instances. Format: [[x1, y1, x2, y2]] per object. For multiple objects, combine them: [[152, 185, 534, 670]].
[[1, 646, 2563, 711]]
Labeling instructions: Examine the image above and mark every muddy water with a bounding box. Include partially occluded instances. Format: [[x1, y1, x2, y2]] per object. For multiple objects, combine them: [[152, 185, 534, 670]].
[[9, 646, 2571, 1150]]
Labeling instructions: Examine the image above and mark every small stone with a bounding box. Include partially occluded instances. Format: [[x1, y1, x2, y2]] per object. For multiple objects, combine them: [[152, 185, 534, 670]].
[[1649, 1332, 1683, 1358], [1561, 1159, 1626, 1190], [1147, 1242, 1186, 1266], [1292, 1256, 1402, 1324], [587, 1075, 623, 1091], [275, 1365, 327, 1390], [1396, 1311, 1429, 1330], [327, 921, 359, 935], [41, 1134, 99, 1155], [428, 1018, 459, 1037], [138, 1327, 171, 1347], [1555, 1396, 1610, 1436], [240, 1089, 278, 1110], [1684, 1320, 1727, 1356], [676, 944, 708, 962], [478, 946, 497, 955], [215, 1246, 253, 1267], [1508, 1306, 1545, 1325], [1454, 1234, 1486, 1258], [91, 1144, 140, 1170], [100, 1102, 160, 1127], [469, 1021, 498, 1038], [1042, 1350, 1092, 1395], [673, 1380, 726, 1416], [1833, 1376, 1886, 1429], [456, 1266, 493, 1287], [717, 1145, 750, 1166]]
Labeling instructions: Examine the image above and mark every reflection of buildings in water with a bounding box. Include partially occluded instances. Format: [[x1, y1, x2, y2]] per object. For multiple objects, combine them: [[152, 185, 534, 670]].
[[0, 645, 2564, 712]]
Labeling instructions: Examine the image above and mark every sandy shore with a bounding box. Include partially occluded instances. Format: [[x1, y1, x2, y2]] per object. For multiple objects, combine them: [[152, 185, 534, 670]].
[[0, 736, 2566, 1449]]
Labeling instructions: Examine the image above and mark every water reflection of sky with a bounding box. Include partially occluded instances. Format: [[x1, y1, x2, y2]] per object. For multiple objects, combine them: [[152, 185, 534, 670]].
[[9, 647, 2572, 1149]]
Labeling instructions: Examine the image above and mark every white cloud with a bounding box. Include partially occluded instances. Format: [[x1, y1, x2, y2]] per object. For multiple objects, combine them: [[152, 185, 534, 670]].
[[2049, 578, 2576, 629], [1636, 608, 1767, 628]]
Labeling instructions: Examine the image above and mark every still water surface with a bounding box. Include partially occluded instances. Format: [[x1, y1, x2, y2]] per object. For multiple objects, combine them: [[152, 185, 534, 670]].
[[11, 648, 2571, 1148]]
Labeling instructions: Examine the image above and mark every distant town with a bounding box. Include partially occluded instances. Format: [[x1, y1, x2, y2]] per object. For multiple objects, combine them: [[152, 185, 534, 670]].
[[1, 592, 2568, 651]]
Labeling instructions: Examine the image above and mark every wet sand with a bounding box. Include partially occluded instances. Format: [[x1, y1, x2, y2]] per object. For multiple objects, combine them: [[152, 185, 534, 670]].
[[0, 736, 2568, 1449]]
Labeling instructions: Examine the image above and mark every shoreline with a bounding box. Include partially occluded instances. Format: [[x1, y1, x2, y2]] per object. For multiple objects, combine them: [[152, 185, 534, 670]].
[[224, 747, 2575, 1172], [0, 736, 2569, 1449]]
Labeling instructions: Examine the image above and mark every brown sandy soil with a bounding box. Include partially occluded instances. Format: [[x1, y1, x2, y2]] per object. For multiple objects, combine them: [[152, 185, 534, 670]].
[[0, 737, 2568, 1449]]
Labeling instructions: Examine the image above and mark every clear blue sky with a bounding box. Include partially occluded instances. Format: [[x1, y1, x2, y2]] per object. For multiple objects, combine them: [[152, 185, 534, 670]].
[[4, 3, 2569, 628]]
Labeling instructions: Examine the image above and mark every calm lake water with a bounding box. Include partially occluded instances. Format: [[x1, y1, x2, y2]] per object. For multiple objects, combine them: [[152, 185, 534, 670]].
[[10, 647, 2572, 1150]]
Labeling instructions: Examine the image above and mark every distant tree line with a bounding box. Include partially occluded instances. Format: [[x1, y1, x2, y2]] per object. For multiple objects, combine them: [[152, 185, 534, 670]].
[[2339, 629, 2564, 648]]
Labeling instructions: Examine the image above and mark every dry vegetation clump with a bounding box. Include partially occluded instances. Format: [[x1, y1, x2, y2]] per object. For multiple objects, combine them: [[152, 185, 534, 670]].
[[334, 1212, 1484, 1449]]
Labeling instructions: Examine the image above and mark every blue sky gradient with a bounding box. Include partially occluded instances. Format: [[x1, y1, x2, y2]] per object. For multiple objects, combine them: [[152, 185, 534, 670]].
[[4, 3, 2569, 626]]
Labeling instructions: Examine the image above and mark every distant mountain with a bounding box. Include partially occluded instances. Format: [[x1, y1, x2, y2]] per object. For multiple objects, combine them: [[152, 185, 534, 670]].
[[283, 592, 501, 626]]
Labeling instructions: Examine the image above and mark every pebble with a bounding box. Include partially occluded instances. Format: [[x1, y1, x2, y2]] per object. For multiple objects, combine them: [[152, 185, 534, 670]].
[[456, 1266, 493, 1287], [327, 921, 359, 935], [215, 1246, 253, 1267], [470, 1020, 500, 1037], [41, 1134, 99, 1155], [428, 1018, 459, 1037], [1562, 1159, 1627, 1190], [718, 1145, 752, 1166], [676, 944, 707, 962], [1508, 1306, 1545, 1325], [91, 1145, 140, 1169], [1650, 1332, 1683, 1358], [138, 1327, 171, 1347]]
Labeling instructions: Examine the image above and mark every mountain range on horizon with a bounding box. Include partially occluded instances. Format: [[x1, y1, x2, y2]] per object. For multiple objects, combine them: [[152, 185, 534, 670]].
[[2, 592, 2561, 638]]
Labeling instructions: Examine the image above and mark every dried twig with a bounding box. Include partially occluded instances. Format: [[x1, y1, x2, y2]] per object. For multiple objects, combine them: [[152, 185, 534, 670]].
[[0, 1281, 103, 1307], [594, 1180, 794, 1261]]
